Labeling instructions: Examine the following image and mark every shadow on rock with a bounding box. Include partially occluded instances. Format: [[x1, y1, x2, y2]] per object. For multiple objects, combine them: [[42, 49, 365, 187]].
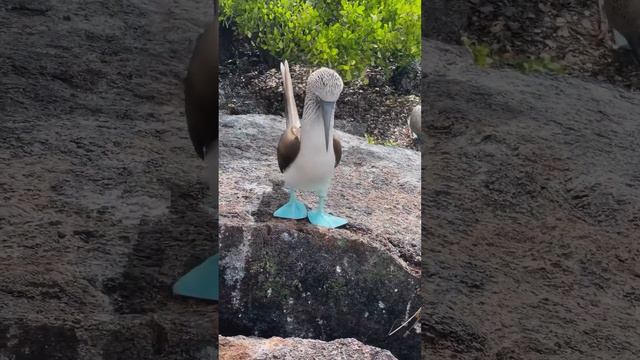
[[0, 323, 80, 360], [102, 179, 216, 314]]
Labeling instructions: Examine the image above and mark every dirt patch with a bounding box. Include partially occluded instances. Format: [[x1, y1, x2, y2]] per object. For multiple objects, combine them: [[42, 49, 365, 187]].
[[1, 0, 217, 358], [465, 0, 640, 89]]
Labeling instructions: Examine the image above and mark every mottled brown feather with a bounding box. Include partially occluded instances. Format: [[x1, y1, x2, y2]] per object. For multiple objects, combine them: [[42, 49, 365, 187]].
[[277, 128, 341, 171], [277, 127, 301, 172]]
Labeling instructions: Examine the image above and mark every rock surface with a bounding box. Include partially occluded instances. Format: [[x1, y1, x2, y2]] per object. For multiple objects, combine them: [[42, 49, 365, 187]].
[[422, 39, 640, 359], [219, 335, 398, 360], [218, 114, 421, 360], [0, 1, 217, 359]]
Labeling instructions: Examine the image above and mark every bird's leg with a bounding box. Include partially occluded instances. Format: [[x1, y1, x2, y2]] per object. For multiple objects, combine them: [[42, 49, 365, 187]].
[[307, 184, 347, 228], [274, 188, 308, 220]]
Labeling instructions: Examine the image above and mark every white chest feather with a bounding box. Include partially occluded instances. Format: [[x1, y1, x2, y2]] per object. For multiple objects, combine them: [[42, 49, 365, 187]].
[[283, 109, 336, 190]]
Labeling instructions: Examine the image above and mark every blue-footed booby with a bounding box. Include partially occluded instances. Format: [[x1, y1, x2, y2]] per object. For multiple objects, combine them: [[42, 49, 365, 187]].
[[172, 16, 219, 301], [274, 61, 347, 228], [408, 104, 421, 139], [600, 0, 640, 62]]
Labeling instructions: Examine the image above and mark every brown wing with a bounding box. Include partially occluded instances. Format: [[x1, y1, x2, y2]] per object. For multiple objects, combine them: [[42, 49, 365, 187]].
[[277, 127, 301, 172], [333, 136, 342, 168], [184, 20, 218, 160]]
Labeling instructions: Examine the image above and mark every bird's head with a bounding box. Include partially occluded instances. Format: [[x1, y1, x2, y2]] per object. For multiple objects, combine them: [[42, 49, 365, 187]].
[[306, 67, 344, 102], [306, 68, 343, 152]]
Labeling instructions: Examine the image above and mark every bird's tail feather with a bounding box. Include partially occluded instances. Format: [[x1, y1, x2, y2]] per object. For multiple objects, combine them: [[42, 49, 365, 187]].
[[281, 60, 300, 129]]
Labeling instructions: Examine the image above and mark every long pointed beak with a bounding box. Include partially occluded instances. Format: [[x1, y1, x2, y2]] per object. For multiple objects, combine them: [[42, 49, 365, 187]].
[[321, 101, 335, 152]]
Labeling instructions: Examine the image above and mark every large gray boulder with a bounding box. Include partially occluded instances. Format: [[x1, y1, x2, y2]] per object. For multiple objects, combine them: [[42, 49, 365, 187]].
[[219, 114, 421, 360], [422, 39, 640, 359], [0, 0, 217, 359], [219, 336, 398, 360]]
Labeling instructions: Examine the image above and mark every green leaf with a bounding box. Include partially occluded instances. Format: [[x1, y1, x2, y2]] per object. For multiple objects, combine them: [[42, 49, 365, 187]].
[[221, 0, 420, 83]]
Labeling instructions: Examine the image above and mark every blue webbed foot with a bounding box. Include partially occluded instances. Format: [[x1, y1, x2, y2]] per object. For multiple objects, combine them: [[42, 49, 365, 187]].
[[173, 254, 219, 301], [306, 185, 347, 228], [308, 209, 347, 228], [274, 190, 307, 219]]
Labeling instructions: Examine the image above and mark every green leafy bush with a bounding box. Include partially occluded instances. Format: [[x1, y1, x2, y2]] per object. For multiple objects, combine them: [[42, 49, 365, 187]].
[[365, 133, 398, 146], [462, 37, 565, 75], [220, 0, 421, 82]]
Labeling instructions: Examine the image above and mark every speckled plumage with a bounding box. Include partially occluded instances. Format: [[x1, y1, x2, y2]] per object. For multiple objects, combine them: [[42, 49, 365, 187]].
[[276, 62, 342, 190]]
